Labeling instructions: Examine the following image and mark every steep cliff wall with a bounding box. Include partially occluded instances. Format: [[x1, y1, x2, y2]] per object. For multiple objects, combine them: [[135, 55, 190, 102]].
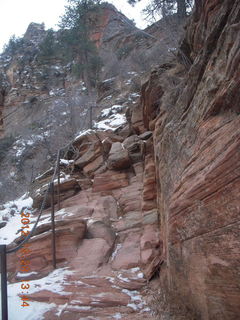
[[1, 0, 239, 319], [0, 6, 185, 319], [0, 4, 182, 203], [139, 0, 240, 318]]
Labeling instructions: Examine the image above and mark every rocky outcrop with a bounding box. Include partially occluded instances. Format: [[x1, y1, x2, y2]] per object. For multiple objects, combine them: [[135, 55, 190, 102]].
[[107, 141, 131, 169], [139, 0, 240, 318], [0, 0, 184, 205], [2, 0, 239, 319], [6, 123, 159, 318]]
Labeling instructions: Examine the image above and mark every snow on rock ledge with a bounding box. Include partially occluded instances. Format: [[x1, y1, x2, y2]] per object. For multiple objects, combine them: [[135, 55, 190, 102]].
[[94, 105, 127, 131]]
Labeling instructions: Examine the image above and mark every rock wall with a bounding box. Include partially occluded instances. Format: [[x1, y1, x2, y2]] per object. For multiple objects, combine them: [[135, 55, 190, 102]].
[[6, 129, 159, 319], [139, 0, 240, 318], [2, 0, 240, 318], [0, 4, 182, 203]]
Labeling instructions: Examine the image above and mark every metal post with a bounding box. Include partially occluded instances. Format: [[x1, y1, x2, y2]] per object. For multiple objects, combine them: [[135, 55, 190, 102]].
[[57, 152, 61, 211], [0, 245, 8, 320], [89, 105, 93, 129], [50, 183, 57, 269]]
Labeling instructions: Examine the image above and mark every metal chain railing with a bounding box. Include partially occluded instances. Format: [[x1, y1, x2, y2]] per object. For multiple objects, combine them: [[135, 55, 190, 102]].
[[6, 182, 52, 254], [0, 104, 96, 320], [6, 105, 94, 257], [6, 149, 63, 256]]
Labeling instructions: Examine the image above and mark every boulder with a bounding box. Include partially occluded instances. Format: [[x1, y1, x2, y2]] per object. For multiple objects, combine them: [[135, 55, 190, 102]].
[[87, 221, 116, 247], [93, 170, 129, 192], [115, 269, 146, 290], [111, 232, 141, 270], [123, 135, 144, 163], [107, 142, 131, 170], [71, 238, 112, 274], [75, 144, 102, 168], [7, 218, 86, 276], [139, 131, 152, 140], [72, 130, 100, 151], [117, 123, 133, 138], [83, 155, 104, 177], [113, 211, 142, 232], [0, 221, 7, 229], [32, 178, 81, 208], [102, 137, 112, 156], [97, 131, 124, 143]]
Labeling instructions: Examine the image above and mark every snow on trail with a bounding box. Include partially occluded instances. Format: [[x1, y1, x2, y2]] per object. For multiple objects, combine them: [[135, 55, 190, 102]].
[[8, 268, 73, 320], [0, 194, 33, 244]]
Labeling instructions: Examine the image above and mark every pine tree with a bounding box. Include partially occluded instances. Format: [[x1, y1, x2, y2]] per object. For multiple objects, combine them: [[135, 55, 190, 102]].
[[3, 35, 25, 55], [128, 0, 194, 19], [59, 0, 103, 87], [38, 29, 56, 60]]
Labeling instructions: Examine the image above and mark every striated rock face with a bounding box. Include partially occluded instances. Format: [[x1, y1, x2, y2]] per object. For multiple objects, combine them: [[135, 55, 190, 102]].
[[2, 0, 240, 319], [6, 125, 158, 318], [8, 217, 86, 276], [139, 0, 240, 318], [0, 3, 183, 203]]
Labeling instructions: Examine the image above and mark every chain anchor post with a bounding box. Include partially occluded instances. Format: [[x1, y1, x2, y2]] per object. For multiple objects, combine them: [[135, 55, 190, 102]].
[[50, 182, 57, 269]]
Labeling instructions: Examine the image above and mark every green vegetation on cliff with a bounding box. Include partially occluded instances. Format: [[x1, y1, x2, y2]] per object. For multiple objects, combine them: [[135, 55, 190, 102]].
[[38, 0, 104, 86]]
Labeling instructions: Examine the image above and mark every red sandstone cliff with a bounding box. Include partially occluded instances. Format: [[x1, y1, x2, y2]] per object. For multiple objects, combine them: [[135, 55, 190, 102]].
[[1, 0, 240, 319], [136, 0, 240, 318]]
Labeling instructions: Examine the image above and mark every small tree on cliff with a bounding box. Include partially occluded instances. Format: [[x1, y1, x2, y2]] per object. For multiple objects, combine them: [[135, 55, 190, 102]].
[[38, 29, 56, 61], [128, 0, 194, 19], [59, 0, 103, 87], [3, 35, 25, 55]]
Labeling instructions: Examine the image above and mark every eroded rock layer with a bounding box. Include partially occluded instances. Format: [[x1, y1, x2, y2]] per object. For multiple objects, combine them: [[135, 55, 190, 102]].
[[7, 129, 159, 319], [139, 0, 240, 318], [2, 0, 240, 319]]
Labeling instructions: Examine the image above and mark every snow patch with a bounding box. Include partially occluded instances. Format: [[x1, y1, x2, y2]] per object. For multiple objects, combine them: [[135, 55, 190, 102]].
[[122, 289, 146, 311], [24, 268, 74, 295], [16, 272, 38, 278], [130, 93, 140, 98], [94, 113, 126, 131], [13, 137, 44, 158], [129, 267, 140, 273], [111, 244, 122, 261], [94, 105, 126, 130], [117, 274, 130, 283], [100, 105, 124, 118], [127, 71, 138, 76], [8, 268, 74, 320], [49, 88, 65, 97], [55, 303, 68, 317], [0, 194, 33, 244], [8, 292, 55, 320], [74, 129, 96, 141], [60, 159, 74, 166], [102, 77, 115, 83]]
